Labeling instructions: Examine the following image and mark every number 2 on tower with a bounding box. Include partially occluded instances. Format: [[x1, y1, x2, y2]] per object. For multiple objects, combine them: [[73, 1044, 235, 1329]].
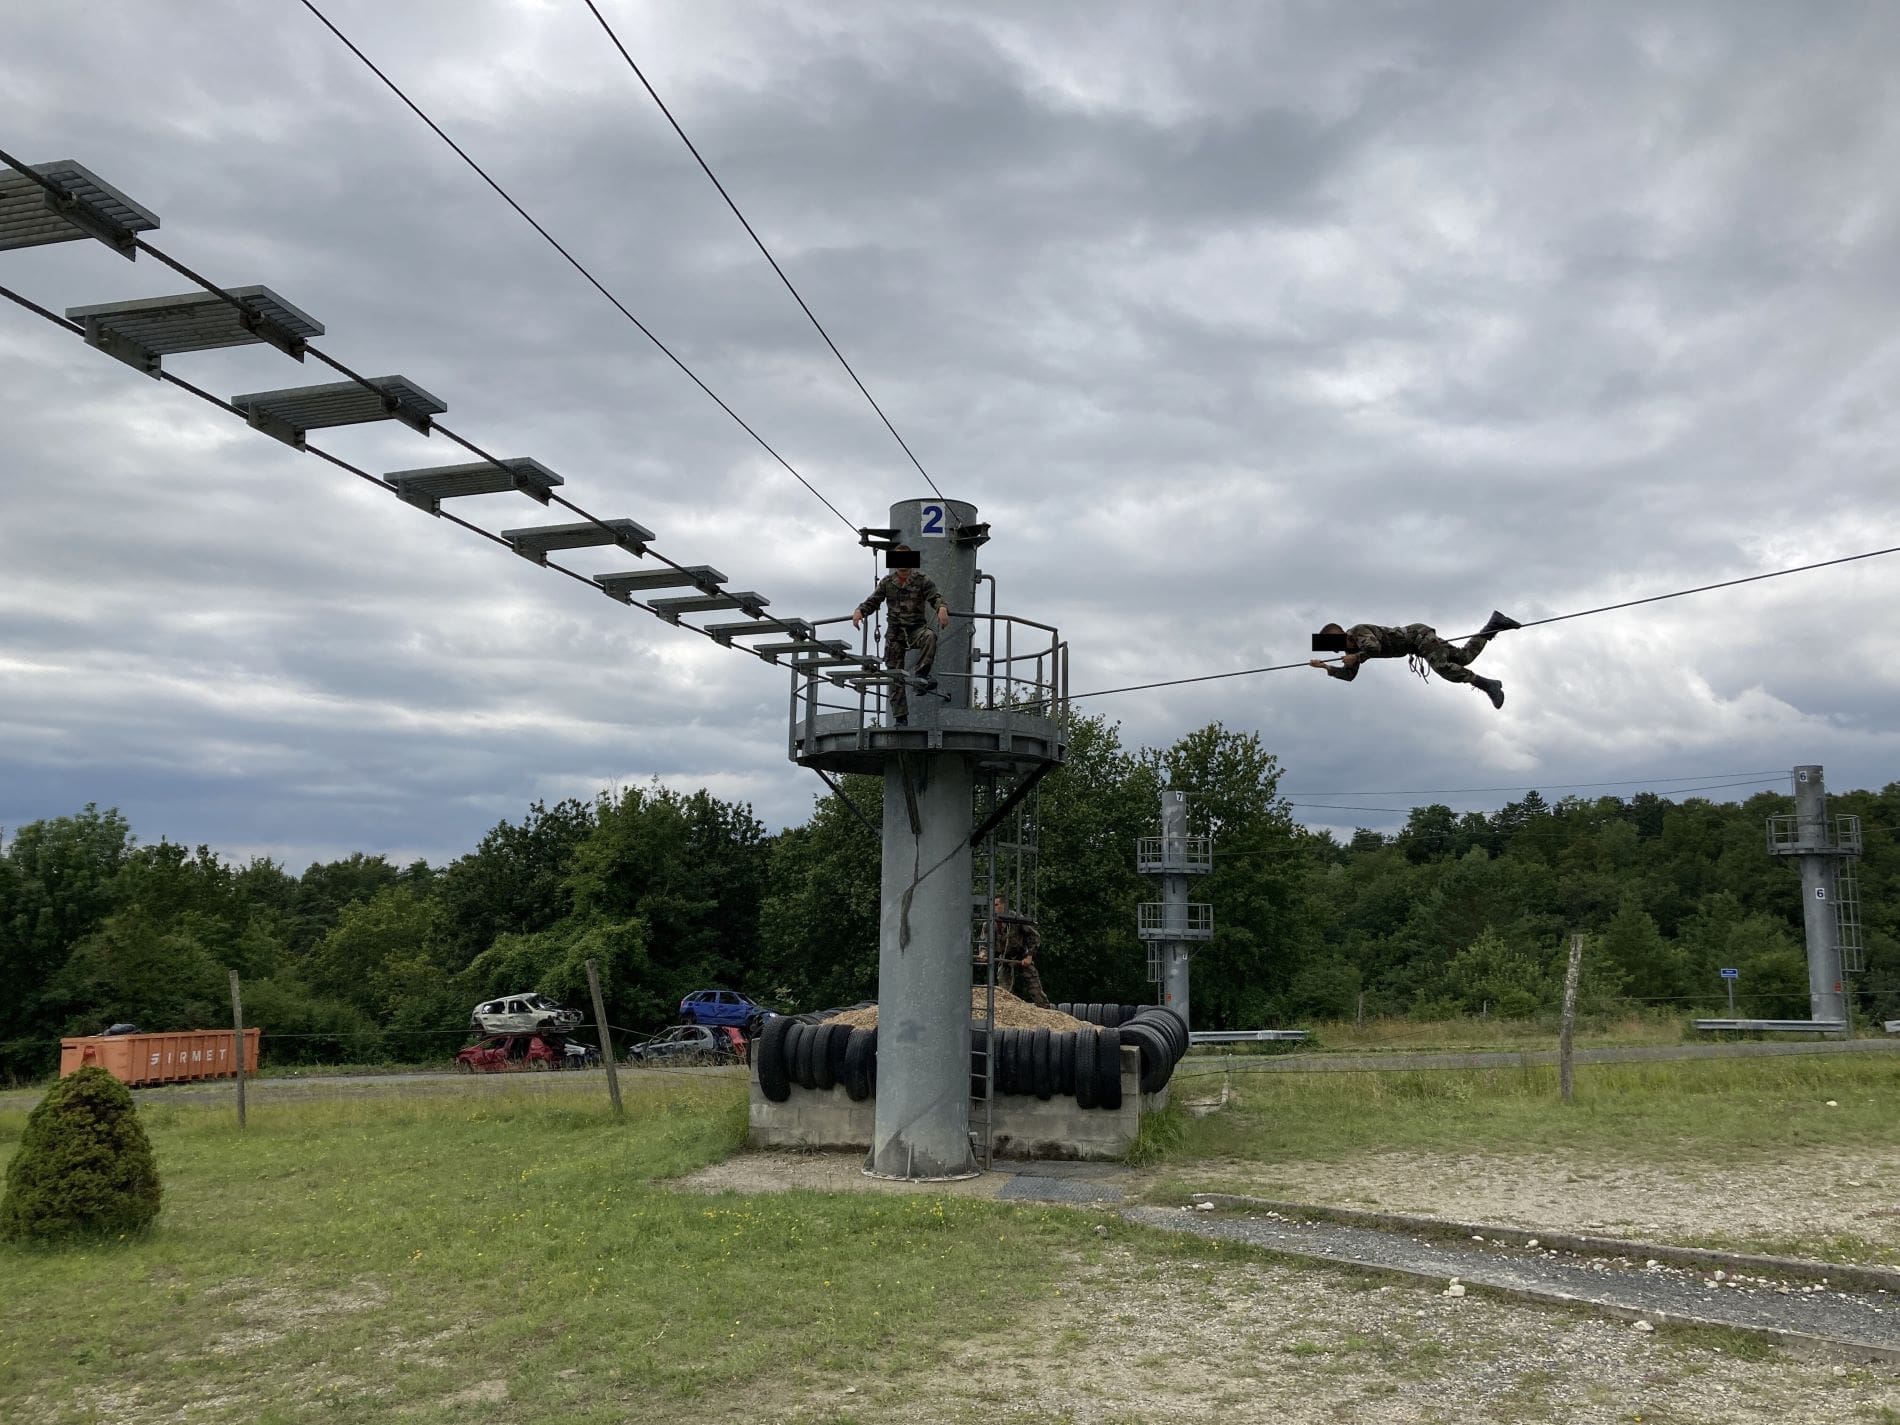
[[920, 503, 945, 537]]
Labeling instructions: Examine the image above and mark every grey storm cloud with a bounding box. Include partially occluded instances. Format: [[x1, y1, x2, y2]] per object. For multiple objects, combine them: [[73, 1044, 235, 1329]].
[[3, 0, 1897, 867]]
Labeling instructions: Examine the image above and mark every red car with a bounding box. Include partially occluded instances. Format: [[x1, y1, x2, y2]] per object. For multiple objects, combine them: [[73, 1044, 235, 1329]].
[[455, 1033, 562, 1072]]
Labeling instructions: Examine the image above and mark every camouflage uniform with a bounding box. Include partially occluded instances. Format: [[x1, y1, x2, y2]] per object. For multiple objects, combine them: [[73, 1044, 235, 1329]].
[[1325, 622, 1499, 689], [992, 909, 1049, 1008], [857, 571, 948, 720]]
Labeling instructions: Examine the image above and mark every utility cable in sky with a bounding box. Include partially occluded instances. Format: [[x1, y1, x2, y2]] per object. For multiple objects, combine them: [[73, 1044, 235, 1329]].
[[292, 0, 860, 534], [580, 0, 949, 506], [1285, 770, 1789, 797], [1067, 543, 1900, 701]]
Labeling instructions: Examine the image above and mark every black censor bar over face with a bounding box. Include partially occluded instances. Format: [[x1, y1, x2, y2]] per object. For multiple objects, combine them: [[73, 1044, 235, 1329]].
[[885, 548, 922, 568], [1311, 631, 1351, 652]]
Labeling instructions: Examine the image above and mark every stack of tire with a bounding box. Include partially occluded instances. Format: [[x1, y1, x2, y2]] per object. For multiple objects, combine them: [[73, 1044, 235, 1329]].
[[755, 1004, 1189, 1109], [756, 1015, 876, 1103]]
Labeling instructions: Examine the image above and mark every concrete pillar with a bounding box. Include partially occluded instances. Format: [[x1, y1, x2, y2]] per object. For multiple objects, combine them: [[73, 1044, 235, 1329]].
[[1160, 789, 1191, 1031], [1792, 765, 1847, 1025], [888, 496, 979, 711], [866, 497, 981, 1180]]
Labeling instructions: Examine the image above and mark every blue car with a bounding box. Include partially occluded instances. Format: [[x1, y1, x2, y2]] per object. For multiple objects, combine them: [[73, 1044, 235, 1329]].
[[679, 989, 770, 1030]]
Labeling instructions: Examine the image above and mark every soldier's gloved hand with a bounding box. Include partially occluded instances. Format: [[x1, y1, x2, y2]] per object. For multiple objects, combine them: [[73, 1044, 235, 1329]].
[[852, 609, 864, 630]]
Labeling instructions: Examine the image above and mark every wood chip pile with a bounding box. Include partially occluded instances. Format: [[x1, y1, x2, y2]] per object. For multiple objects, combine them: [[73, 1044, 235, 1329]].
[[824, 988, 1087, 1032]]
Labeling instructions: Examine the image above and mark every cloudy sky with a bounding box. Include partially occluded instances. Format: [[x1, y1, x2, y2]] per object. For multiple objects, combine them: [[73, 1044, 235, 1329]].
[[4, 0, 1897, 869]]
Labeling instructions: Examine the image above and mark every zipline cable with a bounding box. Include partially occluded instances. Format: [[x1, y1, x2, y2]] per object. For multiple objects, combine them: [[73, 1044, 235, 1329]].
[[1284, 770, 1789, 797], [1282, 777, 1787, 819], [580, 0, 948, 505], [291, 0, 861, 534], [1068, 544, 1900, 701]]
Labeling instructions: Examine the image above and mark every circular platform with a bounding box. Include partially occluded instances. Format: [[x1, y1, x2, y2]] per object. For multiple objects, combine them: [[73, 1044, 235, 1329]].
[[790, 707, 1067, 775]]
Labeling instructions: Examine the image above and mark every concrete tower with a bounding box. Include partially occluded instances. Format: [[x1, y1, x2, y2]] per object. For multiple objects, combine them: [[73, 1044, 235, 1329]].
[[790, 498, 1067, 1178], [1136, 788, 1212, 1030], [1766, 764, 1864, 1028]]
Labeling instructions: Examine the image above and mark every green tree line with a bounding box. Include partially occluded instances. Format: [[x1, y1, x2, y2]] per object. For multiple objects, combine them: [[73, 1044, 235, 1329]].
[[3, 718, 1895, 1078]]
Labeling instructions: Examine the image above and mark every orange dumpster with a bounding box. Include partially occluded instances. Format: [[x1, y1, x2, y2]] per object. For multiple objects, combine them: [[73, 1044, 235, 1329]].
[[60, 1028, 260, 1087]]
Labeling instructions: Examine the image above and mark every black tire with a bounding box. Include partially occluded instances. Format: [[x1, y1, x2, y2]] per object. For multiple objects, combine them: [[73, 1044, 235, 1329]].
[[682, 1010, 697, 1025], [783, 1020, 807, 1089], [1099, 1004, 1121, 1029], [798, 1020, 826, 1091], [997, 1027, 1020, 1096], [1031, 1027, 1054, 1100], [1057, 1029, 1077, 1095], [1120, 1021, 1172, 1095], [1054, 1002, 1073, 1019], [1073, 1026, 1100, 1109], [843, 1028, 876, 1101], [1126, 1010, 1186, 1063], [813, 1022, 843, 1091], [1094, 1027, 1124, 1110], [1146, 1004, 1190, 1060], [1078, 1001, 1098, 1026]]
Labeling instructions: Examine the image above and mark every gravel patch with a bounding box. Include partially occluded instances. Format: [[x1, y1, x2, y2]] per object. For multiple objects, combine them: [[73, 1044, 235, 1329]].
[[1125, 1206, 1900, 1360], [1174, 1148, 1900, 1257], [810, 1243, 1900, 1424]]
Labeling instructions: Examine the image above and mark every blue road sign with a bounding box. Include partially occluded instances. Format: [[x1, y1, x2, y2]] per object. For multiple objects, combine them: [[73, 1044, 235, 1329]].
[[1719, 967, 1740, 979]]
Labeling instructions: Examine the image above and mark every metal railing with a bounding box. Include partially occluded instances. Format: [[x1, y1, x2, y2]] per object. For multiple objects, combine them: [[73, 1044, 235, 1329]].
[[1137, 902, 1214, 941], [1765, 813, 1862, 856], [787, 604, 1067, 747], [1136, 835, 1214, 874]]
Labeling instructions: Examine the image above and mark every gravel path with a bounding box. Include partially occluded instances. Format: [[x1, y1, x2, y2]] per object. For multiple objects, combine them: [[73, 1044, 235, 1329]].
[[1126, 1204, 1900, 1359]]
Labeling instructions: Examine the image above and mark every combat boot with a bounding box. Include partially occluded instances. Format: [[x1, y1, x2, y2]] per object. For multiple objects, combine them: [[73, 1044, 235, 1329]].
[[1479, 610, 1521, 637], [1474, 676, 1505, 710]]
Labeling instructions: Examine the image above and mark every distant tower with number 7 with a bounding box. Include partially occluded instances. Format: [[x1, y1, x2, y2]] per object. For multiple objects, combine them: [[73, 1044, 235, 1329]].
[[1136, 788, 1213, 1030]]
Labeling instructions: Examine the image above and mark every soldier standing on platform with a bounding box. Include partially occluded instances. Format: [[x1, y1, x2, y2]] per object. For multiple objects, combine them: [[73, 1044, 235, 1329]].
[[852, 544, 951, 725], [991, 895, 1050, 1008]]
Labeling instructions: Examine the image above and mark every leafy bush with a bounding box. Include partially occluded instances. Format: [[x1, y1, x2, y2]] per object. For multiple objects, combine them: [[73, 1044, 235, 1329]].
[[1, 1066, 161, 1243]]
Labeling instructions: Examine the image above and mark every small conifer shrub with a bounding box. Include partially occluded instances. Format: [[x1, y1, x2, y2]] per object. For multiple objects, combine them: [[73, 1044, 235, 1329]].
[[1, 1066, 161, 1242]]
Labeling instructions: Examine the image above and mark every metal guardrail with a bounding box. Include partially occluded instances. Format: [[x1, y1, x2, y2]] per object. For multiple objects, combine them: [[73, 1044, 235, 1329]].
[[787, 608, 1067, 744], [1691, 1018, 1848, 1034], [1189, 1029, 1310, 1044], [1765, 812, 1862, 856], [1137, 901, 1213, 941], [1136, 835, 1213, 874]]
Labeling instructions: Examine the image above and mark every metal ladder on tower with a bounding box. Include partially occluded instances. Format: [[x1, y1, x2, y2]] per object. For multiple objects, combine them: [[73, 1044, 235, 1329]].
[[1835, 859, 1865, 973], [968, 763, 1044, 1170]]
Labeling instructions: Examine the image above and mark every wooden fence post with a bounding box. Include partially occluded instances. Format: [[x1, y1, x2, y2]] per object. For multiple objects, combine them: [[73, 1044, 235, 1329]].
[[229, 968, 247, 1129], [586, 959, 623, 1117], [1559, 932, 1585, 1104]]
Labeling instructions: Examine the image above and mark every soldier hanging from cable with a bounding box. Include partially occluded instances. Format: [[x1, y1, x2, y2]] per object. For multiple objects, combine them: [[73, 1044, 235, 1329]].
[[1309, 610, 1520, 709], [851, 543, 951, 726]]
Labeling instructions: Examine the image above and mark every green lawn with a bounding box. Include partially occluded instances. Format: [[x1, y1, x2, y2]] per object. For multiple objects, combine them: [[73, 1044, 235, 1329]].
[[1169, 1053, 1900, 1163], [0, 1079, 1089, 1424]]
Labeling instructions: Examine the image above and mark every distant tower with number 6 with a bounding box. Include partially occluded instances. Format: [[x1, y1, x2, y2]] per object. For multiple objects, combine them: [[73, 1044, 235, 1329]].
[[1766, 764, 1863, 1029]]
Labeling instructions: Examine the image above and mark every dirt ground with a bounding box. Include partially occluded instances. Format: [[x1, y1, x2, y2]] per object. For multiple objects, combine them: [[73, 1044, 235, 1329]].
[[777, 1242, 1900, 1425], [1174, 1149, 1900, 1257], [682, 1150, 1900, 1423], [682, 1147, 1900, 1259]]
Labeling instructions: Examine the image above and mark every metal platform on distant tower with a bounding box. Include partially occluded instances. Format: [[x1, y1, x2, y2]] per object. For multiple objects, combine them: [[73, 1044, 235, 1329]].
[[1697, 764, 1863, 1036]]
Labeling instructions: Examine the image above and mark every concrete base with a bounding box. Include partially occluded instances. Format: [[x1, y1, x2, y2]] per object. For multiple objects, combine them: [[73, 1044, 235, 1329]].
[[748, 1046, 1167, 1163]]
